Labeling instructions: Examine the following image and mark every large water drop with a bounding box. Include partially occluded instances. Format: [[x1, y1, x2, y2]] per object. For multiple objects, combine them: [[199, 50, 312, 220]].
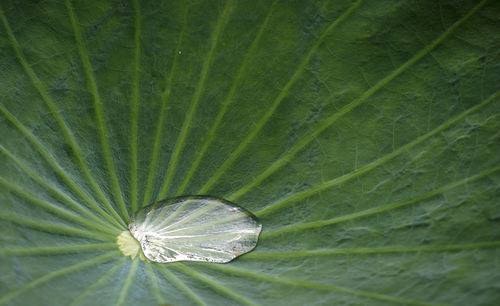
[[125, 196, 262, 263]]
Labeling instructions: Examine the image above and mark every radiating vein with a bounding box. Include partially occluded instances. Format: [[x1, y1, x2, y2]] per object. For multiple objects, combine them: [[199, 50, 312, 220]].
[[0, 243, 117, 256], [198, 264, 441, 306], [66, 0, 129, 221], [0, 6, 125, 227], [155, 264, 206, 306], [69, 257, 127, 306], [263, 165, 500, 238], [175, 0, 279, 196], [130, 0, 141, 214], [256, 91, 500, 216], [0, 251, 120, 305], [172, 263, 258, 306], [145, 264, 163, 305], [0, 144, 124, 231], [0, 105, 125, 228], [142, 9, 188, 208], [152, 201, 219, 233], [226, 0, 489, 202], [116, 258, 139, 306], [242, 241, 500, 259], [157, 0, 235, 199], [198, 0, 363, 195], [0, 178, 117, 235], [0, 211, 115, 241]]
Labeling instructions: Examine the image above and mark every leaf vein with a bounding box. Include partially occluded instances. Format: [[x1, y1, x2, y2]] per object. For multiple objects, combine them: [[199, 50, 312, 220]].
[[145, 264, 163, 305], [227, 0, 490, 202], [157, 0, 236, 199], [0, 6, 125, 227], [0, 243, 118, 256], [130, 0, 141, 214], [116, 258, 139, 306], [174, 0, 279, 196], [198, 264, 443, 306], [66, 0, 129, 221], [141, 8, 189, 208], [172, 263, 258, 306], [155, 264, 207, 306], [242, 241, 500, 259], [0, 177, 118, 236], [263, 165, 500, 238], [199, 0, 363, 195], [69, 257, 127, 306], [0, 106, 125, 228], [256, 92, 500, 216], [0, 251, 120, 305], [0, 211, 115, 241], [0, 144, 123, 231]]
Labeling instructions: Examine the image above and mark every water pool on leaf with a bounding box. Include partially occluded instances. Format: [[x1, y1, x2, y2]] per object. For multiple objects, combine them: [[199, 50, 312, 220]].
[[117, 196, 262, 263]]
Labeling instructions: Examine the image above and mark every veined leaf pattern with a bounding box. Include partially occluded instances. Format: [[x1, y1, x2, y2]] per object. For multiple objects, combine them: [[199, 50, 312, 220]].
[[0, 0, 499, 305]]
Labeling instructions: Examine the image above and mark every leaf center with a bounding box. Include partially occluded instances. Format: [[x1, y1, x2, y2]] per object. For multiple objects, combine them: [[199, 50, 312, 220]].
[[117, 230, 147, 261]]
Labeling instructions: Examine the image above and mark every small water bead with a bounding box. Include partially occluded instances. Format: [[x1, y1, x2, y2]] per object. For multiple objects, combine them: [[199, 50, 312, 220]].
[[120, 196, 262, 263]]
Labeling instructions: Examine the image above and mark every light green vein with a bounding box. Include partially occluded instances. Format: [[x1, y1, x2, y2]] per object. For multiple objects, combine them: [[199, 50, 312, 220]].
[[141, 9, 188, 208], [262, 165, 500, 238], [66, 0, 129, 221], [130, 0, 141, 214], [0, 243, 117, 256], [0, 211, 115, 241], [0, 178, 117, 236], [0, 251, 120, 305], [152, 201, 219, 234], [0, 144, 123, 231], [198, 0, 363, 195], [116, 258, 139, 306], [145, 264, 163, 305], [256, 91, 500, 216], [172, 263, 258, 306], [242, 241, 500, 259], [69, 257, 127, 306], [0, 6, 125, 228], [199, 264, 442, 306], [0, 105, 125, 228], [155, 264, 207, 306], [226, 0, 489, 202], [157, 0, 235, 199], [175, 0, 279, 196]]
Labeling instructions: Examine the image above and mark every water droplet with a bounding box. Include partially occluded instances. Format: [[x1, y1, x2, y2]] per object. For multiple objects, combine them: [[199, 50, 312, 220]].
[[127, 196, 262, 263]]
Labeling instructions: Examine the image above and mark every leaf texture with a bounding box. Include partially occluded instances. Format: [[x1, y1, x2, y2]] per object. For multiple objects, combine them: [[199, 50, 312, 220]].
[[0, 0, 499, 305]]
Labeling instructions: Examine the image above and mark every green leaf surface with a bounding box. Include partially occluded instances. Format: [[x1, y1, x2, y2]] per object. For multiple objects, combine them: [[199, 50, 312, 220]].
[[1, 0, 499, 305]]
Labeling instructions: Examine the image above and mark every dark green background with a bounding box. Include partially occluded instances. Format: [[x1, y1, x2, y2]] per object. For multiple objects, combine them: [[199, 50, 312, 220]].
[[0, 0, 499, 305]]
